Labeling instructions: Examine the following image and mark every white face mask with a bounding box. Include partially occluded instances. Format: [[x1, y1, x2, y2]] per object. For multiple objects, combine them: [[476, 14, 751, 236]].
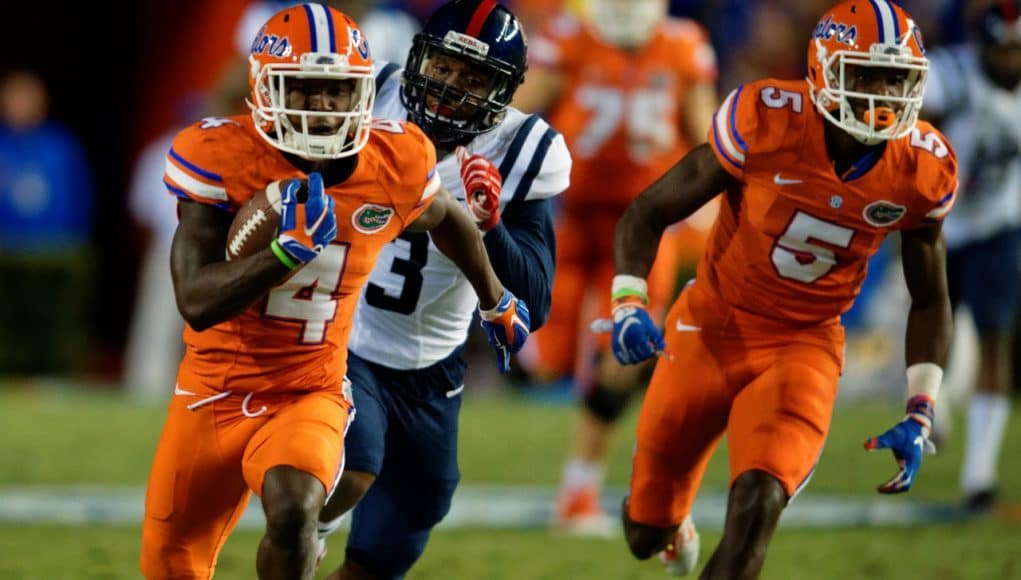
[[810, 40, 928, 145], [586, 0, 666, 49], [249, 52, 375, 160]]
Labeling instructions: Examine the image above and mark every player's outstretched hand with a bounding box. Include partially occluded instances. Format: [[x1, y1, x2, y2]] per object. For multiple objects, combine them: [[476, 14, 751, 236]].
[[864, 395, 936, 494], [479, 289, 530, 373], [277, 172, 337, 265], [456, 146, 502, 231], [610, 296, 665, 365]]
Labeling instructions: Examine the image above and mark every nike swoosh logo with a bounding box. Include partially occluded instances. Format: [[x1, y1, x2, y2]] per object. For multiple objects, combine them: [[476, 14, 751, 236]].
[[676, 320, 701, 332], [773, 173, 803, 185], [174, 384, 196, 396]]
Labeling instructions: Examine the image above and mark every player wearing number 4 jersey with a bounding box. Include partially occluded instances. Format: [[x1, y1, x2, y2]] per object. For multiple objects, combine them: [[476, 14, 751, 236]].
[[141, 4, 528, 580], [611, 1, 957, 577], [314, 2, 570, 579]]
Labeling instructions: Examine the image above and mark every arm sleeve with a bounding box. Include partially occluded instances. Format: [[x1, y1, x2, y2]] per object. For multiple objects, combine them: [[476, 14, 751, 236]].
[[707, 85, 754, 179], [483, 198, 556, 330]]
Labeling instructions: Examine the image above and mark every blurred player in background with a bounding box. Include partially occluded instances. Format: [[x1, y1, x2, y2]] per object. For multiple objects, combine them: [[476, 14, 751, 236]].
[[511, 0, 718, 533], [314, 1, 571, 578], [609, 0, 957, 576], [923, 0, 1021, 513], [140, 4, 529, 579]]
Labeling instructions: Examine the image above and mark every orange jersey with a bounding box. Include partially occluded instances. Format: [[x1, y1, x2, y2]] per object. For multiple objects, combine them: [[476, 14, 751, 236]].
[[163, 115, 439, 394], [703, 79, 958, 325], [530, 15, 717, 212]]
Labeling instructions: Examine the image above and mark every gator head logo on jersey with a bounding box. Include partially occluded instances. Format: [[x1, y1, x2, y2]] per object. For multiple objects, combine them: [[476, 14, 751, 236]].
[[863, 200, 906, 227], [352, 204, 395, 234], [806, 0, 928, 146], [248, 3, 374, 160]]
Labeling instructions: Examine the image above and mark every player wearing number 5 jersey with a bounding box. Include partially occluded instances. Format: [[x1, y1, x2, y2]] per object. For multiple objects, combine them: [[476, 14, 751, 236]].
[[612, 1, 957, 577], [511, 0, 719, 533], [314, 2, 570, 579], [140, 4, 528, 579]]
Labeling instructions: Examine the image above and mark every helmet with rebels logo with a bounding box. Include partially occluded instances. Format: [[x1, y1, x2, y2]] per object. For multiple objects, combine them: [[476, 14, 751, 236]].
[[402, 0, 528, 146], [248, 3, 375, 159], [806, 0, 928, 145]]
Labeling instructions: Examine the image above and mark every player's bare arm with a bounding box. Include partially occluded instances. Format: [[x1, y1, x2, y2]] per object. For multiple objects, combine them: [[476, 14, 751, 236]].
[[900, 222, 953, 367], [170, 200, 291, 331], [614, 143, 734, 278], [406, 188, 503, 310]]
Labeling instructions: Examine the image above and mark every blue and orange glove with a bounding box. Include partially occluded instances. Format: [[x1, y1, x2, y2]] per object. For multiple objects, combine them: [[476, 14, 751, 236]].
[[273, 172, 337, 267], [605, 275, 664, 365], [864, 395, 936, 494], [610, 295, 665, 365], [479, 289, 530, 373]]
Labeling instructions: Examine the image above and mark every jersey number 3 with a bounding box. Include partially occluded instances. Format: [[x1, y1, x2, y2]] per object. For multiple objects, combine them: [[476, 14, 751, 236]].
[[364, 232, 430, 314]]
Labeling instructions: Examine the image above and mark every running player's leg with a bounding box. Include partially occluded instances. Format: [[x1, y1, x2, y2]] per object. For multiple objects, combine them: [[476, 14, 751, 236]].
[[319, 353, 388, 526], [341, 351, 464, 579], [702, 338, 841, 580], [140, 396, 257, 579], [957, 228, 1021, 510], [623, 298, 732, 560], [244, 388, 352, 580]]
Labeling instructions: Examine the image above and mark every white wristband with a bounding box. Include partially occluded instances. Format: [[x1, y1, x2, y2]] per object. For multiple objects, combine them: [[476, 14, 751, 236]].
[[906, 362, 943, 401], [612, 275, 648, 301]]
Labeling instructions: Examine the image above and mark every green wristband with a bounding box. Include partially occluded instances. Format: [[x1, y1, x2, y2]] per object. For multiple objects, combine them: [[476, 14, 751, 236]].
[[270, 239, 299, 270], [611, 288, 648, 304]]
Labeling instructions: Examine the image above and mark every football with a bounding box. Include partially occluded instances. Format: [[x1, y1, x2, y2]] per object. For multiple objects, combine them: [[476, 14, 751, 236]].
[[225, 180, 290, 260]]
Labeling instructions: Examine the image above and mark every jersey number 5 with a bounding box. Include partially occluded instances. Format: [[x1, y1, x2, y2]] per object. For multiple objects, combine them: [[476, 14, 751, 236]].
[[264, 243, 349, 343], [771, 211, 854, 283]]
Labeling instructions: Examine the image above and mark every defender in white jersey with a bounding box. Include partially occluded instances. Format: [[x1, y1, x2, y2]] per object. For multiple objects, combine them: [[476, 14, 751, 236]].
[[316, 2, 571, 579], [923, 0, 1021, 513]]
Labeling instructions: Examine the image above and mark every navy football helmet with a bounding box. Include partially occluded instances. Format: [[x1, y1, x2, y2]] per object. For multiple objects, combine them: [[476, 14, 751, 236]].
[[977, 0, 1021, 46], [976, 1, 1021, 90], [402, 0, 528, 146]]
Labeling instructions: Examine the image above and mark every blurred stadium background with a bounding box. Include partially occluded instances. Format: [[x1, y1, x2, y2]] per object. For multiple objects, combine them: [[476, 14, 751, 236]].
[[1, 0, 1019, 578]]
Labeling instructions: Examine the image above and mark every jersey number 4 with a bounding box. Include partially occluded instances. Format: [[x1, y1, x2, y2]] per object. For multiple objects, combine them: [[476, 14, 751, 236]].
[[264, 243, 350, 344]]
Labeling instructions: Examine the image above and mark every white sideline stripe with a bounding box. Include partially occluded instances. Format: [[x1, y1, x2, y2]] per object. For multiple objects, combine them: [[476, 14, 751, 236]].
[[0, 485, 972, 531]]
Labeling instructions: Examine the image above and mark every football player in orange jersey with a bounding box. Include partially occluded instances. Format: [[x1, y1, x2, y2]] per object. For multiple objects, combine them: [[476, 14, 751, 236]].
[[511, 0, 719, 533], [610, 1, 957, 577], [140, 5, 529, 580]]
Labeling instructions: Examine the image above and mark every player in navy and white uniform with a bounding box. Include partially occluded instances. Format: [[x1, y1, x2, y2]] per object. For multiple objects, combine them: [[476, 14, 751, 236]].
[[315, 1, 571, 578], [923, 0, 1021, 512]]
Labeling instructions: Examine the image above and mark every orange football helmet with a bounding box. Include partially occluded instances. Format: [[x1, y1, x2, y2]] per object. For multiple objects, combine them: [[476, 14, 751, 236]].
[[248, 3, 375, 159], [807, 0, 928, 145]]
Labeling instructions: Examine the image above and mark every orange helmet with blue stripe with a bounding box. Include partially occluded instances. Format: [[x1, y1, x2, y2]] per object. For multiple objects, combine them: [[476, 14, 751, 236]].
[[247, 3, 375, 159], [807, 0, 928, 145]]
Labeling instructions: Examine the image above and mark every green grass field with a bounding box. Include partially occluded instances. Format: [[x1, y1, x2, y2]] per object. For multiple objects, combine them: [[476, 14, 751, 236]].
[[1, 385, 1019, 579]]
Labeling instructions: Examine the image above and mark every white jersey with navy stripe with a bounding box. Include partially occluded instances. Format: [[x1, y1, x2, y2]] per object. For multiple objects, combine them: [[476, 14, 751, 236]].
[[347, 62, 571, 370], [924, 44, 1021, 247]]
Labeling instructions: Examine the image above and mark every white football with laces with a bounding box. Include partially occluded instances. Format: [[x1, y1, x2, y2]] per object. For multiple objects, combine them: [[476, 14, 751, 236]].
[[225, 180, 288, 260]]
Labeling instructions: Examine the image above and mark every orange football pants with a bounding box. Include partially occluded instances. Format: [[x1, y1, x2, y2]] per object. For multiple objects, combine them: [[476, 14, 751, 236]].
[[139, 387, 351, 579], [530, 212, 694, 377], [627, 283, 845, 528]]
